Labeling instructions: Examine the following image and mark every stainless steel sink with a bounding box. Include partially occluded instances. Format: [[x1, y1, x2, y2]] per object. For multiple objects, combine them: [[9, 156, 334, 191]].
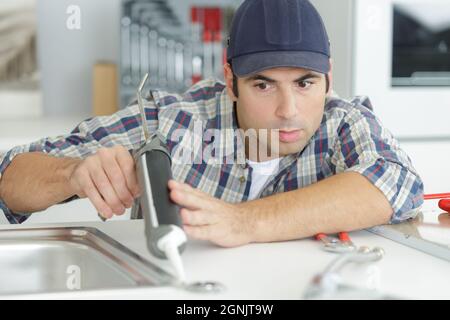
[[0, 227, 174, 296]]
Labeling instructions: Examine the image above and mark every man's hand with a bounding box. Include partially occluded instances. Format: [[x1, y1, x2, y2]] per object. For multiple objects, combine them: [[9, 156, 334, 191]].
[[68, 146, 141, 219], [168, 180, 253, 248]]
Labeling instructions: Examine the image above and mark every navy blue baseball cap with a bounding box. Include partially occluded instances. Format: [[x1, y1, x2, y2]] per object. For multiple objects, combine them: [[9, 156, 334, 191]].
[[227, 0, 331, 77]]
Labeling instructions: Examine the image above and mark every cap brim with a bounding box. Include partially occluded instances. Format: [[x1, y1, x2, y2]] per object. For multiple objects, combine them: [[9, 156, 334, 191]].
[[231, 51, 330, 77]]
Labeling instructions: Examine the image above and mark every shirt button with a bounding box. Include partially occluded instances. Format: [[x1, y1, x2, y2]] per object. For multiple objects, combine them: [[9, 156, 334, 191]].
[[239, 176, 246, 184]]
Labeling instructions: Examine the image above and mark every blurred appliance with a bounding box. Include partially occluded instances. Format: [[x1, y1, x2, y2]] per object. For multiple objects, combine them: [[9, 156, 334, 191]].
[[311, 0, 450, 138], [392, 3, 450, 87]]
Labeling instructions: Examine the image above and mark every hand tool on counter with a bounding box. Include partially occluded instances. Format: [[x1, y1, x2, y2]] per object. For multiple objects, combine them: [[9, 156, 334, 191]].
[[309, 232, 389, 298], [303, 246, 387, 299], [315, 232, 357, 253]]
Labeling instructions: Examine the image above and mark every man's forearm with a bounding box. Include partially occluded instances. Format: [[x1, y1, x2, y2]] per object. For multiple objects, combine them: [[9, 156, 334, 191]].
[[0, 153, 80, 213], [240, 172, 394, 243]]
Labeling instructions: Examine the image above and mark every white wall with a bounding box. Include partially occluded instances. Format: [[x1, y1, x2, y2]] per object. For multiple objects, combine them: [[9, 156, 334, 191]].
[[309, 0, 355, 100], [36, 0, 121, 117]]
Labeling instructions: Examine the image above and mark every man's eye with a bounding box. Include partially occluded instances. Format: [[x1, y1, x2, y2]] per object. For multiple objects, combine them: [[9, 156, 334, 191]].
[[298, 81, 312, 89], [255, 82, 270, 90]]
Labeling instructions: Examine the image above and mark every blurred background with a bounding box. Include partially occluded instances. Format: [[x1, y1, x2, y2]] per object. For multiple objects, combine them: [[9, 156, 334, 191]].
[[0, 0, 449, 223]]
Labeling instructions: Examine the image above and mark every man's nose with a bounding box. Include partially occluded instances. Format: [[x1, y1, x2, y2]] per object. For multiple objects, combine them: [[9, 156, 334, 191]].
[[275, 89, 298, 120]]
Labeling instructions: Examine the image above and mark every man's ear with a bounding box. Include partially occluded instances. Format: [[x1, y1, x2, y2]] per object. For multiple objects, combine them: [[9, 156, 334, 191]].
[[223, 63, 238, 101], [326, 59, 333, 96]]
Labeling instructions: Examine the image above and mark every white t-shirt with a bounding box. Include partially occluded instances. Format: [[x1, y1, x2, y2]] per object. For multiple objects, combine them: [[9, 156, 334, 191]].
[[247, 158, 281, 200]]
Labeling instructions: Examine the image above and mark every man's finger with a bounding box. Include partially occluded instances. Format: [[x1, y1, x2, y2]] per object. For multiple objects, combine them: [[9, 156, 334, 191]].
[[82, 177, 113, 219], [116, 150, 141, 198], [169, 180, 220, 209], [183, 225, 214, 241], [170, 188, 214, 210], [180, 208, 218, 226], [169, 180, 208, 198], [101, 154, 134, 208], [90, 167, 125, 215]]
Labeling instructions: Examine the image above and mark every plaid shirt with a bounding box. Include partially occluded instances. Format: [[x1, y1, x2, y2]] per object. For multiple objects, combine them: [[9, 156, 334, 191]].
[[0, 78, 424, 224]]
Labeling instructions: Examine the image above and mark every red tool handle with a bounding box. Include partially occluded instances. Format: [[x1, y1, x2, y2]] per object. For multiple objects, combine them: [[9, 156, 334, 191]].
[[424, 193, 450, 200], [338, 232, 351, 242], [438, 199, 450, 212], [315, 232, 351, 242], [315, 233, 327, 241]]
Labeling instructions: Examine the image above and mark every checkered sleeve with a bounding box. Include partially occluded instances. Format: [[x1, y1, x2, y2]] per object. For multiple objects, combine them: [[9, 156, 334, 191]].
[[331, 98, 424, 224], [0, 100, 159, 224]]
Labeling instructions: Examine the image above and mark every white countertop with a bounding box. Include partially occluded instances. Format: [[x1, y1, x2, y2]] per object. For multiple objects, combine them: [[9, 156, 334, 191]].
[[0, 198, 449, 300]]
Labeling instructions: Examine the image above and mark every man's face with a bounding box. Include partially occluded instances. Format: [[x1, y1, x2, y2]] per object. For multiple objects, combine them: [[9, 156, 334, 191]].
[[225, 66, 329, 160]]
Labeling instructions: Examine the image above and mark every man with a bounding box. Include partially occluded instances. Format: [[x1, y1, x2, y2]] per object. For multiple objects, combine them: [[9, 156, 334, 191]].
[[0, 0, 423, 248]]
